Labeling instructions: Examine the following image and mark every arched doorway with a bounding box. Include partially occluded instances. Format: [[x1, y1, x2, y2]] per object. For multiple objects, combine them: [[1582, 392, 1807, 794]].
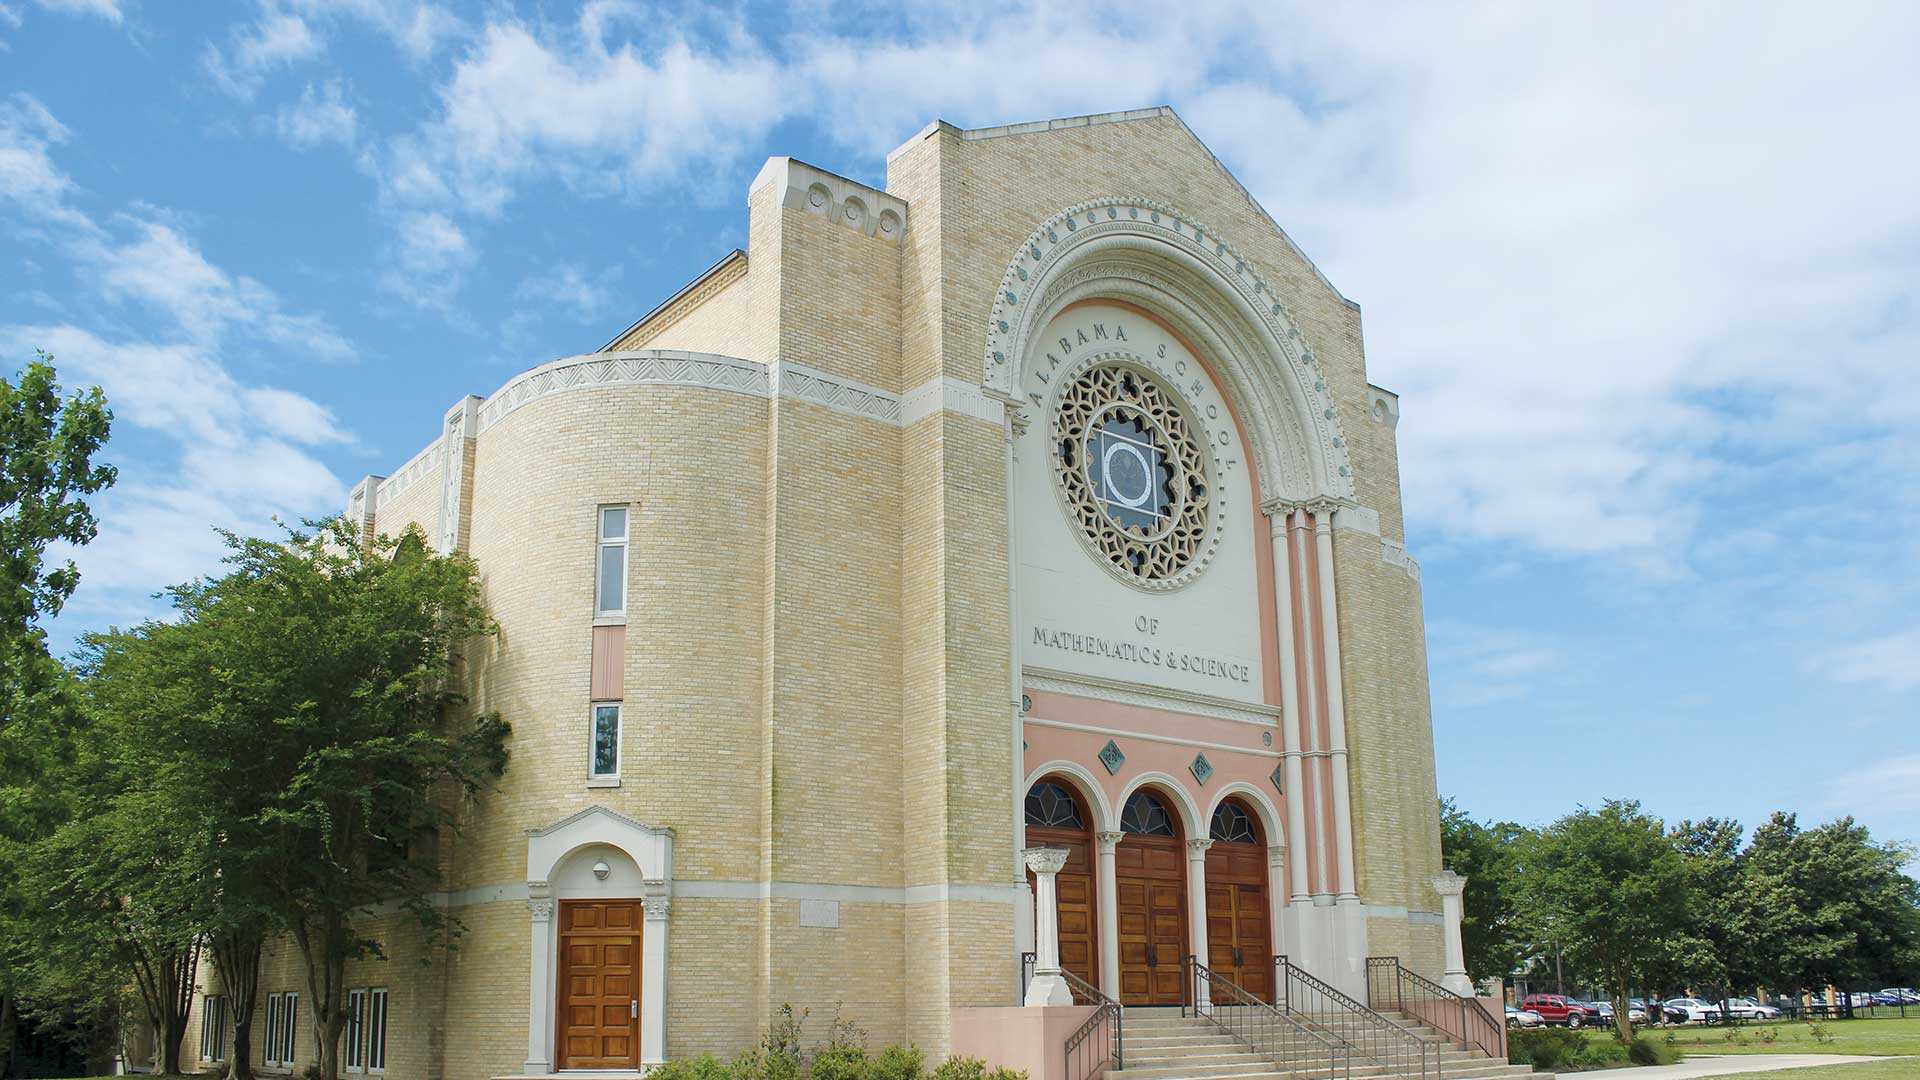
[[1024, 778, 1099, 993], [1205, 798, 1274, 999], [1116, 789, 1187, 1005]]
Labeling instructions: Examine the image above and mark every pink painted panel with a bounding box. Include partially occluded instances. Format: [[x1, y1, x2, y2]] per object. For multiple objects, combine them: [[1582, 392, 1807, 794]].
[[590, 624, 625, 700]]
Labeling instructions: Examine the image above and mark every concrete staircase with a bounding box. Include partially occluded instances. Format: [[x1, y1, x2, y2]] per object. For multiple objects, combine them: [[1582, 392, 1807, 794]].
[[1108, 1007, 1548, 1080]]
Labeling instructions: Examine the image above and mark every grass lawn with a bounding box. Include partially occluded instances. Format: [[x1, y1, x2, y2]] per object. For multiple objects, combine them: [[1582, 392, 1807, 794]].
[[1583, 1016, 1920, 1058], [1680, 1062, 1920, 1080]]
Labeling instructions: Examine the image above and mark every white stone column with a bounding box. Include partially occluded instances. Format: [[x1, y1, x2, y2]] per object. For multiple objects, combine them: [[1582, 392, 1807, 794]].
[[524, 889, 554, 1074], [1096, 831, 1124, 1000], [1290, 508, 1333, 897], [641, 894, 670, 1064], [1263, 502, 1312, 904], [1312, 503, 1360, 901], [1433, 871, 1473, 996], [1267, 842, 1290, 957], [1187, 838, 1213, 1004], [1024, 847, 1074, 1005]]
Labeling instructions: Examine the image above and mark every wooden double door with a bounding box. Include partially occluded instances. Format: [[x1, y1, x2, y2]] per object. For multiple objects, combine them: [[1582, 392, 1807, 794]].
[[557, 900, 642, 1070], [1026, 822, 1100, 992], [1205, 840, 1274, 999], [1115, 832, 1187, 1004]]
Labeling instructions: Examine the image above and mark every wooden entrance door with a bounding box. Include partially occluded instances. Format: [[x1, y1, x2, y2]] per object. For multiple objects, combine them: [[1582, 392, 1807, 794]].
[[557, 900, 641, 1070], [1115, 790, 1187, 1005], [1024, 779, 1099, 992], [1206, 799, 1273, 999]]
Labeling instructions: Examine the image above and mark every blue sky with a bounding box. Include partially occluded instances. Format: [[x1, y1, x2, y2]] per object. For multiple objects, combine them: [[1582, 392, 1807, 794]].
[[4, 2, 1916, 854]]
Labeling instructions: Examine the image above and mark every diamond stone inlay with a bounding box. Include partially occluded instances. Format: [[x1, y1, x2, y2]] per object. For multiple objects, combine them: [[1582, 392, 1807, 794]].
[[1190, 753, 1214, 785], [1098, 739, 1125, 775], [1269, 763, 1285, 794]]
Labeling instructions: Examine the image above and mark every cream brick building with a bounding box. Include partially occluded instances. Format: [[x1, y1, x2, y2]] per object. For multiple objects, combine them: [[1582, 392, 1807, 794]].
[[172, 107, 1453, 1080]]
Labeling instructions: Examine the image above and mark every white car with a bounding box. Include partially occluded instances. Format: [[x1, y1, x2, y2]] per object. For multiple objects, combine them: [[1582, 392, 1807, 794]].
[[1506, 1005, 1545, 1028], [1732, 998, 1780, 1020], [1663, 998, 1723, 1024]]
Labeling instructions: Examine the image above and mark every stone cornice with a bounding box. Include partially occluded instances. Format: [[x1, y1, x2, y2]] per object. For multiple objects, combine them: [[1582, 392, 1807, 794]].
[[751, 157, 906, 244], [1023, 666, 1280, 726]]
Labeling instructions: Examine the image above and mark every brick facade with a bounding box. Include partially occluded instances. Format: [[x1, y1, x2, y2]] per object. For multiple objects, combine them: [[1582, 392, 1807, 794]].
[[167, 109, 1446, 1080]]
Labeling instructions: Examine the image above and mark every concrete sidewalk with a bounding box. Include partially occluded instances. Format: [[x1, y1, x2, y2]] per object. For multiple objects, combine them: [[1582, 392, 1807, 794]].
[[1580, 1054, 1895, 1078]]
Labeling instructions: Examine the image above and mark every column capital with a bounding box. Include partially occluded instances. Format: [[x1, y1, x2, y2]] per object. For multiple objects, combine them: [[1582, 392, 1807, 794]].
[[1186, 838, 1215, 859], [1261, 497, 1307, 520], [1432, 869, 1468, 898], [528, 898, 554, 922], [642, 895, 671, 922], [1096, 831, 1124, 854], [1267, 842, 1288, 868], [1022, 846, 1070, 875]]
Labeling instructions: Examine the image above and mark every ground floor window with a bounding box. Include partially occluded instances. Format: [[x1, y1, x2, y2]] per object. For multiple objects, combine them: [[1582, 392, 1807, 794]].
[[264, 991, 298, 1068], [199, 995, 227, 1061], [344, 987, 388, 1073]]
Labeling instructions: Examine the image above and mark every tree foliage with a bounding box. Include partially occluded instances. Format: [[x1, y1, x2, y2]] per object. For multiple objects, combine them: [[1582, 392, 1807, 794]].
[[1439, 797, 1529, 984]]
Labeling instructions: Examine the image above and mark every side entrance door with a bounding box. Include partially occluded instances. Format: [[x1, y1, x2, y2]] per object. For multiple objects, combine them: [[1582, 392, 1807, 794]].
[[557, 900, 642, 1069]]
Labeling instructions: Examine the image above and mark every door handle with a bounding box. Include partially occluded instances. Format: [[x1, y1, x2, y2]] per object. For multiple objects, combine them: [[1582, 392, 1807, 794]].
[[1233, 947, 1244, 967], [1147, 945, 1157, 966], [630, 1000, 638, 1019]]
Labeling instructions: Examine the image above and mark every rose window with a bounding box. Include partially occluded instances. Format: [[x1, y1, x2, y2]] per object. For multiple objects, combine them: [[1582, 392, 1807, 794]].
[[1053, 361, 1214, 587]]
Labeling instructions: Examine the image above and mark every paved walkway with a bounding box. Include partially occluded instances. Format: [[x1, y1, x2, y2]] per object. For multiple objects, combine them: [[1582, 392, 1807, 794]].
[[1584, 1054, 1893, 1078]]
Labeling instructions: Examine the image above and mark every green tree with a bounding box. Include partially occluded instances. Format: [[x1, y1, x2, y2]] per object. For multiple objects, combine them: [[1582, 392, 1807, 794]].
[[104, 519, 510, 1080], [1516, 801, 1693, 1043], [1439, 798, 1531, 985], [0, 355, 113, 1075]]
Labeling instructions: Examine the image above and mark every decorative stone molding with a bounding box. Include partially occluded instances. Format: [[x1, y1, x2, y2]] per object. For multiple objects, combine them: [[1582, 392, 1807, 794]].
[[750, 157, 907, 244], [1186, 838, 1214, 858], [1096, 831, 1124, 854], [1024, 667, 1281, 728], [1021, 847, 1070, 876], [1431, 870, 1467, 898], [347, 474, 382, 536], [527, 898, 553, 921], [982, 196, 1355, 502], [436, 396, 479, 554], [1267, 843, 1287, 868], [1381, 539, 1422, 583], [770, 361, 901, 424], [373, 436, 439, 511], [899, 375, 1005, 427], [642, 895, 671, 921], [1366, 384, 1400, 430]]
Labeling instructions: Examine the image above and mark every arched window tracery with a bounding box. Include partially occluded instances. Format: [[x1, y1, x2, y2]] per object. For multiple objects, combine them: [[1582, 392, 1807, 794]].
[[1120, 791, 1176, 837], [1210, 801, 1259, 844], [1025, 781, 1086, 829]]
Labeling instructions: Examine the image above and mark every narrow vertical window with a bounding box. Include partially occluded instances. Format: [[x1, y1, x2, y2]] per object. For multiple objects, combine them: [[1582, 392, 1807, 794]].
[[283, 992, 298, 1066], [590, 703, 621, 778], [212, 997, 226, 1061], [367, 988, 388, 1072], [264, 994, 281, 1067], [345, 989, 365, 1071], [596, 506, 628, 617]]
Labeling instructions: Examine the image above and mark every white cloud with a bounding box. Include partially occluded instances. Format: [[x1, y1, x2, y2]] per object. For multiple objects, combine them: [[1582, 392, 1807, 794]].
[[275, 79, 357, 149], [30, 0, 121, 23], [0, 92, 99, 235], [378, 209, 473, 309], [1830, 755, 1920, 815], [201, 9, 324, 100], [1819, 628, 1920, 693], [518, 264, 613, 319], [1426, 619, 1565, 710], [280, 0, 461, 60]]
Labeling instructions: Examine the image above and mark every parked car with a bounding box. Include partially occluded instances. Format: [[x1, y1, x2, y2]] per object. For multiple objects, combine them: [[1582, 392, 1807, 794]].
[[1571, 1000, 1608, 1027], [1506, 1005, 1545, 1028], [1877, 988, 1920, 1005], [1733, 998, 1781, 1020], [1520, 994, 1585, 1027], [1663, 998, 1723, 1024]]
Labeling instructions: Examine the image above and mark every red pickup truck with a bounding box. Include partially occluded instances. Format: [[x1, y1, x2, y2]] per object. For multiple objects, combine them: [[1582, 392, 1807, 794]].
[[1520, 994, 1587, 1028]]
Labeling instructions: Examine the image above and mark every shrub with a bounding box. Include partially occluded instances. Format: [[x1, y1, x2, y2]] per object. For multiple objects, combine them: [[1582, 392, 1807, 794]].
[[931, 1056, 1025, 1080], [811, 1045, 870, 1080], [1508, 1027, 1584, 1068], [873, 1044, 926, 1080], [1566, 1038, 1628, 1070], [1628, 1034, 1681, 1066], [651, 1054, 735, 1080]]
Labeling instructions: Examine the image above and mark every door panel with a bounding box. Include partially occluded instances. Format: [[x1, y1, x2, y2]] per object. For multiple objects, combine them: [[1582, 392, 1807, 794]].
[[557, 901, 642, 1070], [1206, 839, 1274, 1000], [1027, 822, 1099, 992], [1116, 835, 1187, 1005]]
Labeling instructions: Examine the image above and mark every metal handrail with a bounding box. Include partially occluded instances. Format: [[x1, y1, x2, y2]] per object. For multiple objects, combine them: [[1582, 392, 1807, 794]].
[[1365, 956, 1502, 1061], [1277, 956, 1439, 1080], [1021, 953, 1123, 1080], [1185, 956, 1349, 1080]]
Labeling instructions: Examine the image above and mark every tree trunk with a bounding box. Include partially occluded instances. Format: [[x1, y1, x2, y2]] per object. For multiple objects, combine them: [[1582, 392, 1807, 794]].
[[294, 913, 348, 1080], [0, 993, 16, 1078], [1613, 976, 1633, 1043], [158, 940, 202, 1076], [214, 932, 263, 1080]]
